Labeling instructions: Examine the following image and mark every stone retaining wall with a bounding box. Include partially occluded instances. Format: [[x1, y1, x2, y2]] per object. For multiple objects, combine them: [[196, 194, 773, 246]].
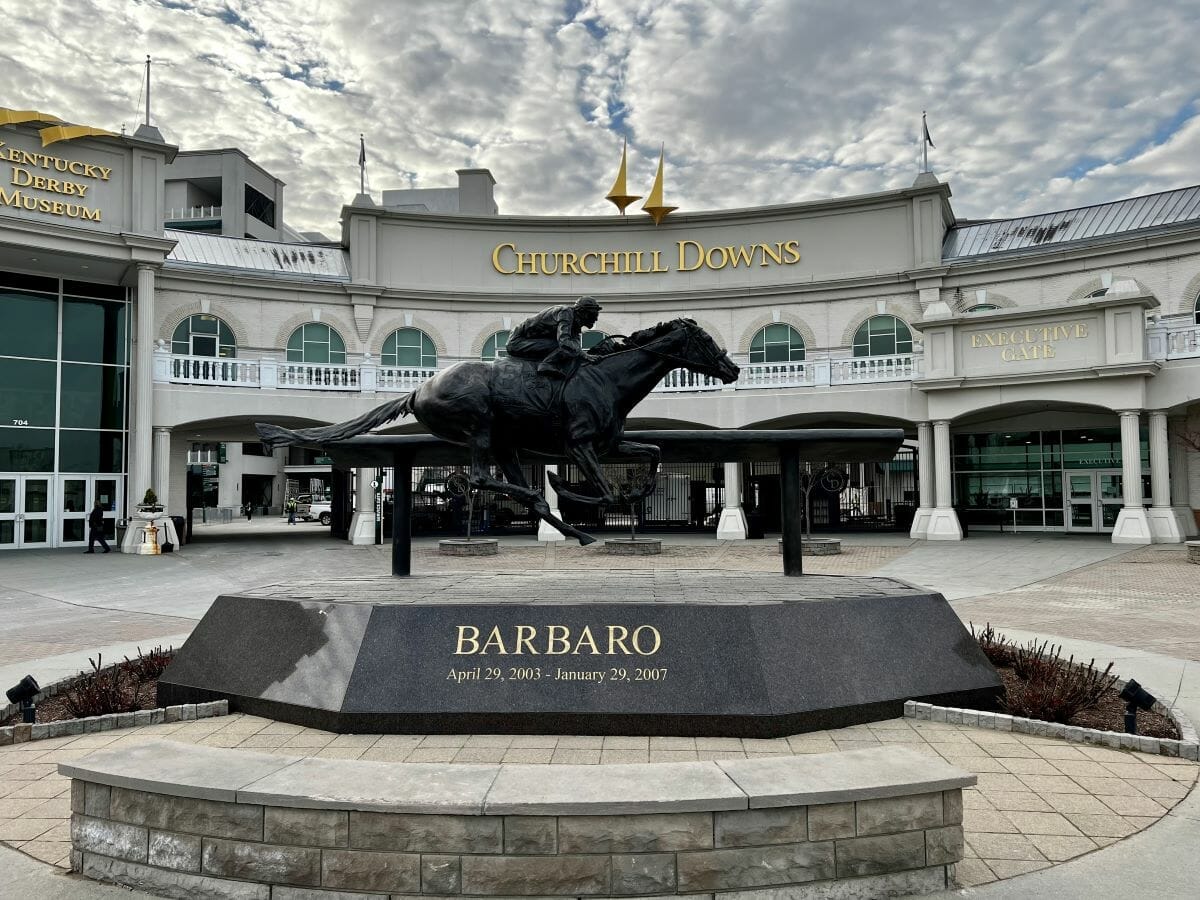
[[62, 741, 973, 900]]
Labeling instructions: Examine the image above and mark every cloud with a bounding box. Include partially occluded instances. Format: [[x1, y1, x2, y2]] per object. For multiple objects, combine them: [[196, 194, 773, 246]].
[[3, 0, 1198, 235]]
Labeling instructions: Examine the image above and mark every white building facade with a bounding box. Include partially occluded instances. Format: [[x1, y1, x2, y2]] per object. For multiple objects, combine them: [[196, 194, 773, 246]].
[[2, 113, 1199, 549]]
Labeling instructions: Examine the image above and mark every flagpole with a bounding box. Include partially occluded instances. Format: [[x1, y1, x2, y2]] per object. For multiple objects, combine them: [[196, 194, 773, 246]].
[[359, 133, 365, 195], [145, 56, 151, 127], [922, 111, 927, 174]]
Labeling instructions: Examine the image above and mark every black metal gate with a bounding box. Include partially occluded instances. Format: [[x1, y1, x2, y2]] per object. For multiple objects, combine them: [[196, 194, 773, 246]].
[[558, 462, 723, 532]]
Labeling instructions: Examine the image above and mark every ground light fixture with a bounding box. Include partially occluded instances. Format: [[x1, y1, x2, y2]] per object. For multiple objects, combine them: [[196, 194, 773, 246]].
[[1120, 679, 1157, 735], [5, 674, 40, 724]]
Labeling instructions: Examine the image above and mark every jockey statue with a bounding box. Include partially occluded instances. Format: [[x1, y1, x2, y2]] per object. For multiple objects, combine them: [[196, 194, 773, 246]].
[[505, 296, 602, 379]]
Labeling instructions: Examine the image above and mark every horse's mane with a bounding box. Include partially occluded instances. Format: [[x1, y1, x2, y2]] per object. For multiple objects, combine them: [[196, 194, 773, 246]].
[[621, 318, 697, 348]]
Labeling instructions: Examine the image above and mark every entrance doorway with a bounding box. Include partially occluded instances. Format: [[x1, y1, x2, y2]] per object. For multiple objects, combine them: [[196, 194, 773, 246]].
[[0, 476, 52, 548], [59, 476, 121, 546], [1064, 470, 1125, 533]]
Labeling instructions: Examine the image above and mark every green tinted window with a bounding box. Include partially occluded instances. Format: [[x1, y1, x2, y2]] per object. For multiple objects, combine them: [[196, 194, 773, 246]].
[[59, 430, 124, 473], [481, 330, 509, 361], [60, 364, 126, 429], [171, 314, 236, 358], [852, 315, 913, 357], [286, 323, 346, 364], [749, 324, 805, 363], [0, 428, 54, 472], [0, 358, 56, 427], [382, 328, 436, 367], [0, 291, 57, 359], [62, 298, 128, 365]]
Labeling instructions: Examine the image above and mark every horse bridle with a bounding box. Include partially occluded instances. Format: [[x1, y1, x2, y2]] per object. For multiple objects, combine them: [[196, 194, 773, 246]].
[[601, 323, 727, 373]]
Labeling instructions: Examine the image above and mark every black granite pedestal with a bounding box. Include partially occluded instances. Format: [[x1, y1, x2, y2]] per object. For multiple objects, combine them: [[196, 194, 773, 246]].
[[158, 572, 1002, 738]]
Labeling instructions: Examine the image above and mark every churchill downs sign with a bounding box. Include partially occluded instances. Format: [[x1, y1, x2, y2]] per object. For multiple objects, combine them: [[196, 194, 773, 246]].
[[0, 141, 110, 222], [492, 239, 801, 276]]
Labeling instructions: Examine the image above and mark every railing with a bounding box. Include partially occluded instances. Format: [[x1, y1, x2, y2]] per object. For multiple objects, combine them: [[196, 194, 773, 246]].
[[830, 354, 921, 383], [737, 360, 813, 388], [156, 350, 926, 395], [165, 205, 222, 221], [657, 369, 726, 392], [277, 362, 360, 390], [169, 354, 260, 387], [1161, 324, 1200, 359], [377, 366, 440, 391]]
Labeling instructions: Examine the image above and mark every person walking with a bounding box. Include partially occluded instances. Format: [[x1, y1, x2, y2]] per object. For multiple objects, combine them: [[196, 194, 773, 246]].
[[286, 496, 297, 525], [243, 502, 253, 522], [85, 500, 111, 553]]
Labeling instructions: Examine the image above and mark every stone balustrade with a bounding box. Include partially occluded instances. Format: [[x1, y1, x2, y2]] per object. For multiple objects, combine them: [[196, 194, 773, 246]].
[[62, 740, 972, 899]]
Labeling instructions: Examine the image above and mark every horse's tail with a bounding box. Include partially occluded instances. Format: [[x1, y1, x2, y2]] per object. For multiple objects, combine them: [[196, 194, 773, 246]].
[[256, 392, 415, 449]]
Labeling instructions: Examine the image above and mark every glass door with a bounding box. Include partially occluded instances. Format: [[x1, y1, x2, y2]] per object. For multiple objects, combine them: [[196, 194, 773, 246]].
[[0, 477, 16, 549], [59, 476, 121, 547], [1065, 473, 1098, 532], [1097, 471, 1124, 532], [0, 476, 52, 548]]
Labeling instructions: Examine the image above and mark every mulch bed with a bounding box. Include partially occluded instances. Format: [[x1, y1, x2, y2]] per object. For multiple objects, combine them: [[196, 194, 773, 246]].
[[993, 666, 1180, 740], [2, 678, 160, 727]]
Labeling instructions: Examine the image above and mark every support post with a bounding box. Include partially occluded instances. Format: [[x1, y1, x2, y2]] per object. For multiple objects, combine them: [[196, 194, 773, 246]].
[[152, 426, 171, 514], [925, 419, 963, 540], [716, 461, 748, 539], [538, 464, 566, 541], [910, 421, 933, 538], [392, 451, 412, 576], [780, 446, 803, 576], [349, 467, 376, 545], [1168, 416, 1196, 537], [1113, 410, 1152, 544], [1147, 410, 1183, 543], [130, 264, 156, 509]]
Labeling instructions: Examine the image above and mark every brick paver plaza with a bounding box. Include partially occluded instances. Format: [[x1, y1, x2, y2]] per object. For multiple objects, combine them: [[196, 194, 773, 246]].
[[1, 529, 1198, 894]]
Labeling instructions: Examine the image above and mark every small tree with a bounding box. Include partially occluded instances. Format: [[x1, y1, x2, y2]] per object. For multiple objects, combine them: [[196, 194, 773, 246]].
[[616, 464, 652, 541], [798, 465, 849, 539], [445, 472, 477, 540]]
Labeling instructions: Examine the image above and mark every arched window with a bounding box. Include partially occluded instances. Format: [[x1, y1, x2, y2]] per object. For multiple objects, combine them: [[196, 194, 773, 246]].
[[852, 315, 913, 357], [382, 328, 437, 368], [171, 314, 236, 358], [1194, 294, 1200, 325], [286, 323, 346, 364], [966, 304, 998, 313], [749, 324, 805, 363], [581, 330, 609, 350], [1086, 288, 1109, 298], [481, 330, 509, 361]]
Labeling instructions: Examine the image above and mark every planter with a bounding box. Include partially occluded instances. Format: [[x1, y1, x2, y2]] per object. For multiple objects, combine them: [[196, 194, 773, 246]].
[[604, 538, 662, 555], [438, 538, 499, 556], [1187, 540, 1200, 564], [777, 538, 842, 555]]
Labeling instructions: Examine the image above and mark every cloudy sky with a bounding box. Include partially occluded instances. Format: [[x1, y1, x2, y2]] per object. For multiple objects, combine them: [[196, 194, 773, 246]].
[[6, 0, 1198, 235]]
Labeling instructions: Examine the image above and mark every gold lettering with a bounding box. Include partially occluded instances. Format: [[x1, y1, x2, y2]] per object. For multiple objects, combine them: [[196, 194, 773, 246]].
[[546, 624, 571, 654], [579, 251, 600, 275], [650, 249, 668, 272], [479, 626, 508, 655], [705, 245, 729, 270], [758, 242, 783, 266], [970, 334, 981, 348], [1075, 323, 1088, 338], [535, 251, 557, 275], [514, 625, 538, 654], [67, 160, 86, 176], [631, 625, 661, 656], [514, 251, 537, 275], [633, 251, 654, 274], [11, 166, 32, 187], [598, 251, 619, 274], [1042, 343, 1055, 358], [606, 625, 632, 654], [983, 332, 997, 346], [726, 244, 755, 267], [677, 240, 704, 272], [561, 252, 583, 276], [491, 242, 517, 275], [571, 625, 601, 655], [454, 625, 481, 655], [1001, 347, 1015, 362], [82, 207, 101, 221], [782, 239, 801, 263]]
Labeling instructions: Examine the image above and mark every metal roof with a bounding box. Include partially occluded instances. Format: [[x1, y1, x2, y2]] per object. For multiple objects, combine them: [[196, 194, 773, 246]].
[[943, 185, 1200, 260], [165, 230, 349, 281]]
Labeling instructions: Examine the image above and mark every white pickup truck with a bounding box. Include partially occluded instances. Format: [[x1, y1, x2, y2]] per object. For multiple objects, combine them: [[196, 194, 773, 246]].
[[296, 494, 332, 526]]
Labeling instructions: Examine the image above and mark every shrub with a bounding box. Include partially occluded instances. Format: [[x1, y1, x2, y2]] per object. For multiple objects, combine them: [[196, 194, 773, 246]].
[[123, 645, 174, 683], [971, 622, 1017, 668], [1005, 642, 1117, 724], [62, 655, 138, 718]]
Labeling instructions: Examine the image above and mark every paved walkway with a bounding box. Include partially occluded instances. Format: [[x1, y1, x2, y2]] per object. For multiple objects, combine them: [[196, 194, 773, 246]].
[[3, 529, 1200, 897]]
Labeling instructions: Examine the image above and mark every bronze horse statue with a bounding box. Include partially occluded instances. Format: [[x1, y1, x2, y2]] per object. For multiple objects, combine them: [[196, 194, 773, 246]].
[[257, 318, 740, 544]]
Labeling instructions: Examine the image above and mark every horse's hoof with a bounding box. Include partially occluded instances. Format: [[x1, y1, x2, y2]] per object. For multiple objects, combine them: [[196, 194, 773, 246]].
[[578, 534, 597, 546]]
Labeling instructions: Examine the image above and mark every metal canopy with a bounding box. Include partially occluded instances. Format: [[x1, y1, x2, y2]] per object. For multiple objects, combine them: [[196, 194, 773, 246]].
[[321, 428, 906, 468]]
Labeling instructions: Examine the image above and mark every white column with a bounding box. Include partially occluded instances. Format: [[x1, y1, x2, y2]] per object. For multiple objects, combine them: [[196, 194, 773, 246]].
[[909, 422, 934, 538], [349, 468, 378, 545], [1168, 416, 1196, 537], [129, 264, 156, 510], [1146, 411, 1184, 542], [538, 465, 566, 541], [716, 461, 748, 540], [925, 419, 963, 540], [152, 427, 171, 514], [1112, 410, 1152, 544]]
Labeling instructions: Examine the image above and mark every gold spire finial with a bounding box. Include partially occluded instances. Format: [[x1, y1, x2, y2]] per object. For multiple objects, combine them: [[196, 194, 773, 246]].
[[605, 138, 641, 214], [641, 145, 677, 225]]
